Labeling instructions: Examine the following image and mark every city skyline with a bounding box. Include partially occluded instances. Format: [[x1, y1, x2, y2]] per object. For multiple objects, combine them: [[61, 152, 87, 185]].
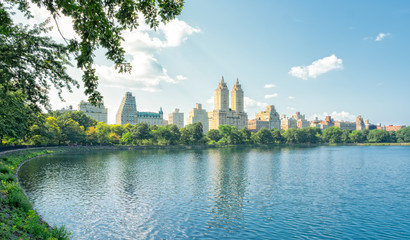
[[14, 1, 410, 125]]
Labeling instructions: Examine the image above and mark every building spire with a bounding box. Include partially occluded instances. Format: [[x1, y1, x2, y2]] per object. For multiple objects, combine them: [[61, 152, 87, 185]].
[[236, 78, 239, 84], [221, 76, 224, 83]]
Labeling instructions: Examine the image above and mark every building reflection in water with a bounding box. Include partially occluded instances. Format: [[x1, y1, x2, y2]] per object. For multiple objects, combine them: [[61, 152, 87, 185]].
[[207, 147, 249, 232]]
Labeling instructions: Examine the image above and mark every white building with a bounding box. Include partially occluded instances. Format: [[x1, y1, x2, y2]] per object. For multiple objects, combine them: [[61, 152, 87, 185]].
[[168, 108, 184, 128], [78, 101, 108, 123], [187, 103, 209, 133]]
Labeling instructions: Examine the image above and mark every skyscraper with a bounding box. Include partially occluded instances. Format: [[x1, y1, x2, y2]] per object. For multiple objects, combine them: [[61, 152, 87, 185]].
[[208, 77, 248, 130], [116, 92, 138, 125]]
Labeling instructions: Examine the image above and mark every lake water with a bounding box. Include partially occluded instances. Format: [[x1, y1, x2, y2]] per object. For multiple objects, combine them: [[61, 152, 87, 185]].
[[18, 146, 410, 239]]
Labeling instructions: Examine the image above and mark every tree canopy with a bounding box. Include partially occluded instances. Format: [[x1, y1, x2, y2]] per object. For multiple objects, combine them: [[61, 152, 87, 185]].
[[1, 0, 184, 107]]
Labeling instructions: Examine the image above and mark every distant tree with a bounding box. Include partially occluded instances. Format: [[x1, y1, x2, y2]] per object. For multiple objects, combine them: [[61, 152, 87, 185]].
[[44, 116, 61, 144], [180, 123, 203, 145], [283, 128, 300, 144], [123, 124, 133, 133], [253, 128, 274, 144], [367, 129, 391, 143], [322, 127, 343, 144], [397, 127, 410, 143], [302, 127, 321, 144], [131, 123, 151, 144], [239, 128, 252, 144], [108, 132, 121, 145], [59, 119, 85, 144], [207, 129, 222, 142], [340, 129, 352, 143], [96, 122, 110, 145], [152, 126, 173, 145], [111, 124, 125, 138], [271, 128, 285, 144], [121, 132, 133, 145], [349, 130, 366, 143], [86, 126, 98, 145], [57, 111, 97, 130], [166, 124, 181, 145], [218, 125, 242, 145]]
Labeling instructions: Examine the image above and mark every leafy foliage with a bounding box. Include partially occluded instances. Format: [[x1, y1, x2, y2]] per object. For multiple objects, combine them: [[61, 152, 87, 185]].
[[3, 0, 184, 105]]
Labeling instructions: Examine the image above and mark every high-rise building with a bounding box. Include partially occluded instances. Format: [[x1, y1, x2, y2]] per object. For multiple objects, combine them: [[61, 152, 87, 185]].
[[248, 105, 281, 132], [78, 101, 108, 123], [292, 112, 310, 129], [280, 114, 297, 130], [356, 115, 365, 131], [168, 108, 184, 128], [231, 79, 244, 113], [116, 92, 164, 126], [187, 103, 209, 133], [208, 77, 248, 130], [116, 92, 138, 125]]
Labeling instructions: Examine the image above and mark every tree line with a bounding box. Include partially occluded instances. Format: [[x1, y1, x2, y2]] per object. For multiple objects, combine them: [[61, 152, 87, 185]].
[[1, 111, 410, 146]]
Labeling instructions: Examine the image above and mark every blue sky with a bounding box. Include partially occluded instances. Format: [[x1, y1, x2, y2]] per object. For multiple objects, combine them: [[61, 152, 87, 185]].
[[16, 1, 410, 125]]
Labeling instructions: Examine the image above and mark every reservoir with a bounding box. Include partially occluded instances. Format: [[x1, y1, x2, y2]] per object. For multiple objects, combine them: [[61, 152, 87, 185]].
[[18, 146, 410, 239]]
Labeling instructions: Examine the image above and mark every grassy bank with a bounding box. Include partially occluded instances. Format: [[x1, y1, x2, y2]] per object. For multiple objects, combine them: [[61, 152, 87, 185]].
[[0, 149, 70, 239]]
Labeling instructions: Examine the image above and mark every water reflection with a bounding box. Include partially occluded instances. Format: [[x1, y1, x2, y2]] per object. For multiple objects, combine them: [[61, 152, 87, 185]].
[[17, 146, 410, 239]]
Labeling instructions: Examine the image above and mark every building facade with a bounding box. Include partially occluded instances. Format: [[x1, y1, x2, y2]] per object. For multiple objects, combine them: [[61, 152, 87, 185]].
[[280, 114, 297, 131], [168, 108, 184, 129], [356, 115, 365, 131], [334, 121, 356, 131], [78, 101, 108, 123], [292, 112, 310, 129], [208, 78, 248, 130], [248, 105, 281, 132], [187, 103, 209, 133], [116, 92, 164, 126]]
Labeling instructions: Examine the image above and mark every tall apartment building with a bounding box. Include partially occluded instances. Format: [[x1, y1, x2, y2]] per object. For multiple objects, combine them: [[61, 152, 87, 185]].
[[116, 92, 164, 126], [356, 115, 365, 131], [168, 108, 184, 128], [281, 112, 310, 130], [292, 112, 310, 129], [187, 103, 209, 133], [78, 101, 108, 123], [281, 114, 297, 131], [334, 121, 356, 131], [116, 92, 138, 125], [208, 78, 248, 130], [248, 105, 281, 132]]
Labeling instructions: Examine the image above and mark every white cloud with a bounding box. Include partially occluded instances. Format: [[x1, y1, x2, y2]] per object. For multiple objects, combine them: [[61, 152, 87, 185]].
[[176, 75, 187, 81], [375, 32, 390, 41], [312, 111, 356, 122], [244, 97, 268, 109], [264, 84, 276, 88], [289, 54, 343, 80], [288, 96, 296, 100], [96, 18, 199, 92], [19, 4, 200, 93], [264, 93, 278, 99]]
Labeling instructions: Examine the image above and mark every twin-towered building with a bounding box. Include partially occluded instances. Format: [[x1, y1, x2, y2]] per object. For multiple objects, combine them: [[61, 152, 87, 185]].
[[208, 78, 248, 130]]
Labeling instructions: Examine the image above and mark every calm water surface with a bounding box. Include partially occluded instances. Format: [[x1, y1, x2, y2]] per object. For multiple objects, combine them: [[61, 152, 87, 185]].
[[18, 146, 410, 239]]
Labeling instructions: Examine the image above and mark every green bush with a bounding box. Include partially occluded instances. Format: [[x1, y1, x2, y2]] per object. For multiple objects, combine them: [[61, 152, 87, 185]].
[[0, 173, 16, 182], [6, 187, 32, 212]]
